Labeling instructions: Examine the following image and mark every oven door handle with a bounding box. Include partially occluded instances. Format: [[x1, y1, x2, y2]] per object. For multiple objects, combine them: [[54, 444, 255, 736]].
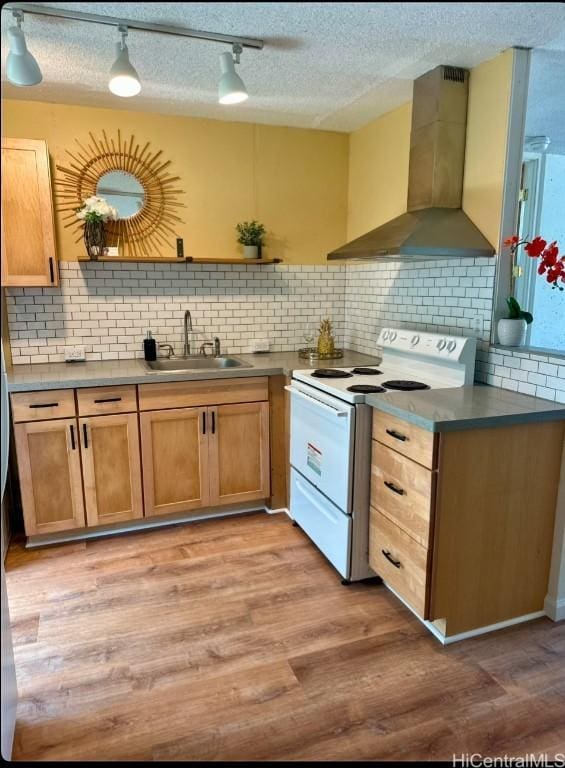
[[285, 386, 349, 417]]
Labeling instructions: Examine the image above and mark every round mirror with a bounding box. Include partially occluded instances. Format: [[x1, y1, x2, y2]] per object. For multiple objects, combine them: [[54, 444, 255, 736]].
[[96, 170, 145, 219]]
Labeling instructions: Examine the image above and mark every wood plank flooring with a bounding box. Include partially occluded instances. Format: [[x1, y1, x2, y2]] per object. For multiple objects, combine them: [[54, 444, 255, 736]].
[[5, 511, 565, 762]]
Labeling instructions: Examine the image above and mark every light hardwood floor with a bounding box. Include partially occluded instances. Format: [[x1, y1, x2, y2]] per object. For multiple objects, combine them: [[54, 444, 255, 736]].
[[5, 512, 565, 762]]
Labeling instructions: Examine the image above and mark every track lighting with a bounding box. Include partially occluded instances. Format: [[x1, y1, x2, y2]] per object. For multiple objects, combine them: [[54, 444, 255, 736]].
[[108, 26, 141, 98], [6, 10, 42, 87], [218, 44, 248, 105]]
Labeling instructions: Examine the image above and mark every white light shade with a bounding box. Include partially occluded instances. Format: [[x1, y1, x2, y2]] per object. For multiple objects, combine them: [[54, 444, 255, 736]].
[[109, 42, 141, 97], [218, 51, 248, 105], [6, 26, 42, 87]]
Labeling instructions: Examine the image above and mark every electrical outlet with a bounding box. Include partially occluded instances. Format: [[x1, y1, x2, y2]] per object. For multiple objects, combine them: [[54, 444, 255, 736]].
[[64, 345, 86, 362], [249, 339, 270, 353]]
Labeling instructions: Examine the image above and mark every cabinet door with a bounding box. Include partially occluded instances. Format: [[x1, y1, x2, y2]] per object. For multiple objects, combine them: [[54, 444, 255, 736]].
[[80, 413, 143, 527], [209, 402, 270, 506], [1, 138, 58, 287], [14, 418, 85, 536], [140, 407, 209, 517]]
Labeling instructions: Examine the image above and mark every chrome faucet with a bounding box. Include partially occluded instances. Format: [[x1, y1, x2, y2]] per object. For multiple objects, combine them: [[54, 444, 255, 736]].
[[199, 338, 221, 357], [183, 310, 193, 357]]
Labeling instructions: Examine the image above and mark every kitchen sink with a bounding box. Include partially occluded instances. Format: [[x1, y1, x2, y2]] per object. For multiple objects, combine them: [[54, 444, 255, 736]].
[[144, 356, 251, 372]]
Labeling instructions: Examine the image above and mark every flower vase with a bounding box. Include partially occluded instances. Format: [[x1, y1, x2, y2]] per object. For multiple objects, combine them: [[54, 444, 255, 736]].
[[84, 219, 106, 260], [497, 318, 527, 347]]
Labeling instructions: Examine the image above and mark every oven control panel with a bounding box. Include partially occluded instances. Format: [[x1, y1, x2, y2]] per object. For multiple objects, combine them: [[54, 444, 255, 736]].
[[377, 328, 475, 362]]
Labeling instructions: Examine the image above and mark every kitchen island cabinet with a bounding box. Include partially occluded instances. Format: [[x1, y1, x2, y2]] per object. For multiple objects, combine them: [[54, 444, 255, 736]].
[[368, 394, 565, 641]]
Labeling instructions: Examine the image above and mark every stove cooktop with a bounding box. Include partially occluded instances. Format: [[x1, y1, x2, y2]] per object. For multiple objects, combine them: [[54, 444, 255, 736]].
[[311, 369, 353, 379]]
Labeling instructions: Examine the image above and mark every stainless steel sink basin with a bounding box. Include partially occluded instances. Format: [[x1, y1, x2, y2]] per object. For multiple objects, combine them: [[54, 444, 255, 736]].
[[144, 356, 251, 372]]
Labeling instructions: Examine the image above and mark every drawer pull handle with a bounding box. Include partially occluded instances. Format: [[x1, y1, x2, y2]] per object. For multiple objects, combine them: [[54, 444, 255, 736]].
[[69, 424, 76, 450], [211, 410, 216, 434], [29, 402, 58, 409], [49, 257, 55, 284], [382, 550, 401, 568], [83, 423, 89, 449], [93, 397, 122, 404], [386, 428, 407, 442], [202, 412, 206, 435], [384, 480, 405, 496]]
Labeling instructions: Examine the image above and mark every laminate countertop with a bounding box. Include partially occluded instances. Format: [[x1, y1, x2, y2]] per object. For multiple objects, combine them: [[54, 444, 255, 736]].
[[6, 350, 381, 392], [366, 384, 565, 432]]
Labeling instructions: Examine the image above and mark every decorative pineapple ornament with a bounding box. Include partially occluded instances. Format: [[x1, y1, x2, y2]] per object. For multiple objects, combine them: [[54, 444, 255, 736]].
[[317, 318, 335, 357]]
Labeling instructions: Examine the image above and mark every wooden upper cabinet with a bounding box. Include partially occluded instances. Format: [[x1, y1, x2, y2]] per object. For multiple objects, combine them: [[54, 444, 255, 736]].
[[1, 138, 59, 287], [140, 407, 209, 517], [209, 402, 270, 506], [79, 413, 143, 527], [13, 418, 85, 536]]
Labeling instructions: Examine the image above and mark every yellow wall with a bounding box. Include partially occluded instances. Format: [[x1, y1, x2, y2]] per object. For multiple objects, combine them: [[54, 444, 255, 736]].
[[346, 50, 515, 248], [1, 100, 349, 264], [347, 102, 411, 240], [462, 48, 514, 247]]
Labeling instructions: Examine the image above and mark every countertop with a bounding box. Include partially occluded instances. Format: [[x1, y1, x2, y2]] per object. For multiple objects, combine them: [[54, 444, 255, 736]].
[[366, 385, 565, 432], [6, 350, 381, 392]]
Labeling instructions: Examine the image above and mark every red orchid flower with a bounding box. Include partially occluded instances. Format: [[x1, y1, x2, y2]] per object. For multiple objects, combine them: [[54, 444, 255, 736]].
[[525, 236, 547, 258]]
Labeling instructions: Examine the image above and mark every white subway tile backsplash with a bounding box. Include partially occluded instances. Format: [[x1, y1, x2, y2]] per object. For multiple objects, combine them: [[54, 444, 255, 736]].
[[6, 257, 564, 403]]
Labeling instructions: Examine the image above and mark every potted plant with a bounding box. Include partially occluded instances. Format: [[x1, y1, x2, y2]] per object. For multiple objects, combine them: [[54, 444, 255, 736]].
[[76, 196, 118, 259], [498, 296, 533, 346], [236, 220, 266, 259], [500, 235, 564, 346]]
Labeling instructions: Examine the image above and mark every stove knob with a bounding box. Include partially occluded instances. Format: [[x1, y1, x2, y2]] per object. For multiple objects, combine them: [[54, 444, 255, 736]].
[[390, 331, 397, 342], [437, 339, 447, 351], [447, 340, 457, 353], [411, 334, 420, 347], [382, 330, 390, 341]]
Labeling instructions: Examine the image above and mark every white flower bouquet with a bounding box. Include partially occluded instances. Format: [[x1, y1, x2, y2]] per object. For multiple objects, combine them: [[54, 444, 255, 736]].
[[76, 196, 118, 223]]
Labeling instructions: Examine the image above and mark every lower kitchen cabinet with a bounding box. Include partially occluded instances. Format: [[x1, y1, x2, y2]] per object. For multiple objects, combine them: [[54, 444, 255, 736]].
[[140, 407, 210, 517], [80, 413, 143, 527], [369, 411, 565, 638], [13, 418, 85, 536], [209, 401, 270, 506]]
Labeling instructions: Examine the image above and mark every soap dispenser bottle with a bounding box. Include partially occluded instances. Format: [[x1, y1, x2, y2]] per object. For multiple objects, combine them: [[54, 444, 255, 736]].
[[143, 330, 157, 361]]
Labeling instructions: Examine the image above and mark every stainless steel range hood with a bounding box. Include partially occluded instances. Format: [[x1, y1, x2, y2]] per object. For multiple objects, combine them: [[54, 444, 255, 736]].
[[328, 66, 495, 262]]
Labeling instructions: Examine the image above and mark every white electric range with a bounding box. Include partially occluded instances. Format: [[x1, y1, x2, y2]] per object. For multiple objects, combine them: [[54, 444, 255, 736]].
[[287, 328, 477, 583]]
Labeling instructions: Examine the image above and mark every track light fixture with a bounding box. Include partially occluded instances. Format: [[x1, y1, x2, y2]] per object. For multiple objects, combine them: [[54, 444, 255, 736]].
[[108, 25, 141, 98], [3, 4, 263, 102], [218, 44, 248, 105], [6, 10, 42, 87]]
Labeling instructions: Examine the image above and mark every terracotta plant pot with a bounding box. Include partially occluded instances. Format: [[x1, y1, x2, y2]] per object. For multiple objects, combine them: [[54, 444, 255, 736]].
[[497, 318, 527, 347]]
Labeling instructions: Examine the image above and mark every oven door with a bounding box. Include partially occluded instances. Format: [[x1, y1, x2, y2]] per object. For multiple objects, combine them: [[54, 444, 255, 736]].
[[287, 382, 355, 513]]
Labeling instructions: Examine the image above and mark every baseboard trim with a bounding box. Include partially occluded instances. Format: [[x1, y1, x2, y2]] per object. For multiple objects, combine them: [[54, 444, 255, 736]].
[[26, 504, 270, 548], [544, 595, 565, 622], [384, 582, 546, 644]]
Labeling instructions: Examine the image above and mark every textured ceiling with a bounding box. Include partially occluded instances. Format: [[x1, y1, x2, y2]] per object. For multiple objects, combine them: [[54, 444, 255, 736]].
[[1, 2, 565, 132]]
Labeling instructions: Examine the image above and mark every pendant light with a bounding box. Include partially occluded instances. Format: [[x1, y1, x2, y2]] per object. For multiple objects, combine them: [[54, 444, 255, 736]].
[[108, 25, 141, 97], [6, 10, 42, 87], [218, 44, 248, 105]]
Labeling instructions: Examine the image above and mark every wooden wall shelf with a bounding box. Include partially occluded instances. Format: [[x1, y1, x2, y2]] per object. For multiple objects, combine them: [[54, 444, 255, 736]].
[[94, 256, 282, 265]]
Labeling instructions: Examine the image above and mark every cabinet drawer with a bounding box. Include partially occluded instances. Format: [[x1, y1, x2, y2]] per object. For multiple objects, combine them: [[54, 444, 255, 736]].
[[138, 377, 269, 411], [369, 508, 430, 619], [11, 389, 75, 422], [77, 385, 137, 416], [372, 411, 436, 469], [370, 442, 434, 547]]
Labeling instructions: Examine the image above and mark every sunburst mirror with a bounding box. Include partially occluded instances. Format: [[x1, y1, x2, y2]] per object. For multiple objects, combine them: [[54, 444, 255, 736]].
[[56, 130, 185, 259]]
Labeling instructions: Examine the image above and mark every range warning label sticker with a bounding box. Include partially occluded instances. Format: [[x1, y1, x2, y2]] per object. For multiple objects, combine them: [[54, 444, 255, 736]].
[[307, 442, 322, 476]]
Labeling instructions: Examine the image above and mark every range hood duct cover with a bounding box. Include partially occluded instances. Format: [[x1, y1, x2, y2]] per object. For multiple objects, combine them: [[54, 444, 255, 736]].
[[329, 65, 495, 262]]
